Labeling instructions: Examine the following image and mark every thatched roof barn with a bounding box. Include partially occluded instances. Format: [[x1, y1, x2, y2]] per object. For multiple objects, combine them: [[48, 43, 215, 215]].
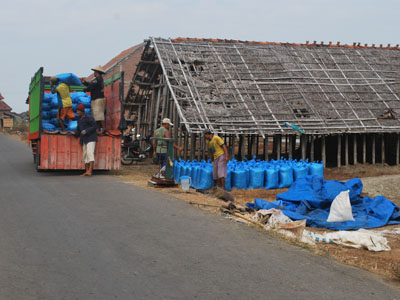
[[125, 37, 400, 166]]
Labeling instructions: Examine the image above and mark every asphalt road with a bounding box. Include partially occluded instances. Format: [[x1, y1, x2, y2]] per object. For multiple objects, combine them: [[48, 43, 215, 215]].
[[0, 133, 399, 300]]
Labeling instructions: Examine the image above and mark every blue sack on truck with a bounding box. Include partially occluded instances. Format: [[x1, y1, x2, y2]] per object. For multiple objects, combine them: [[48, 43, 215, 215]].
[[56, 73, 82, 86]]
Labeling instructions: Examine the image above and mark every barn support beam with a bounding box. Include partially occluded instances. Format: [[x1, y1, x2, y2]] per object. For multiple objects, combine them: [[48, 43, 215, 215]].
[[337, 134, 341, 168], [372, 134, 376, 165], [353, 134, 357, 165], [322, 135, 326, 167], [344, 134, 349, 166], [362, 134, 366, 164], [396, 134, 399, 165]]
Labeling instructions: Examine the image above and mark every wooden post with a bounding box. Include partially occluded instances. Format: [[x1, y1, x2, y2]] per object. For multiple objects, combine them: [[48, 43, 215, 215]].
[[310, 135, 315, 162], [153, 88, 161, 132], [288, 135, 293, 159], [256, 135, 260, 158], [322, 135, 326, 167], [184, 131, 188, 161], [363, 134, 366, 164], [264, 135, 268, 161], [173, 107, 178, 159], [239, 135, 246, 161], [372, 134, 376, 165], [248, 135, 253, 158], [198, 134, 202, 161], [337, 134, 341, 168], [190, 133, 195, 161], [353, 134, 357, 165], [344, 134, 349, 166], [231, 135, 236, 159], [396, 134, 399, 165], [301, 135, 307, 161], [276, 135, 281, 160], [381, 134, 385, 165]]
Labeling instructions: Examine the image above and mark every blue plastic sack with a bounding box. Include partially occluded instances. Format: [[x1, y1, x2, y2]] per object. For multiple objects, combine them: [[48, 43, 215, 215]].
[[293, 164, 308, 181], [279, 166, 293, 188], [66, 120, 78, 131], [42, 122, 56, 131], [174, 161, 181, 183], [232, 169, 247, 189], [84, 108, 92, 116], [42, 93, 53, 103], [265, 168, 279, 189], [51, 118, 59, 126], [50, 95, 60, 108], [309, 163, 324, 177], [42, 102, 51, 111], [198, 167, 213, 190], [225, 169, 232, 191], [79, 97, 91, 108], [41, 111, 51, 120], [56, 73, 82, 86], [50, 109, 58, 118], [248, 168, 264, 189]]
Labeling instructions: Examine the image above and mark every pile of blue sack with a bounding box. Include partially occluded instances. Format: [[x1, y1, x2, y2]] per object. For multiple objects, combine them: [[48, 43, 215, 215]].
[[41, 73, 91, 132], [173, 158, 324, 191], [247, 175, 400, 230]]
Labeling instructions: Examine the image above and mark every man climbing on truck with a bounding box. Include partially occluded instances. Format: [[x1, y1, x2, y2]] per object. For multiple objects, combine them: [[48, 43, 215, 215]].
[[50, 76, 75, 134], [73, 104, 98, 176], [81, 66, 106, 135]]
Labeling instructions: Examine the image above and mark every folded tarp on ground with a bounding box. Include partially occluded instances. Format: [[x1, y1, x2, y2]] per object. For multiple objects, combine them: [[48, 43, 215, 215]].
[[247, 175, 400, 230]]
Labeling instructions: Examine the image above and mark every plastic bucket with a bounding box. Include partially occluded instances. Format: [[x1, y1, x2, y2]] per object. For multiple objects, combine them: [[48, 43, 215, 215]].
[[180, 176, 191, 192]]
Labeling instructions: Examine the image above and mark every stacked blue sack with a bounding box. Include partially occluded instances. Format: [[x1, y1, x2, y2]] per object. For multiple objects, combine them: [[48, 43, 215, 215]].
[[41, 91, 92, 132], [174, 157, 324, 191]]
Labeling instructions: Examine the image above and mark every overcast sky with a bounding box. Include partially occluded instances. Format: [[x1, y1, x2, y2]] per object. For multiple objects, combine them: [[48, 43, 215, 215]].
[[1, 0, 399, 113]]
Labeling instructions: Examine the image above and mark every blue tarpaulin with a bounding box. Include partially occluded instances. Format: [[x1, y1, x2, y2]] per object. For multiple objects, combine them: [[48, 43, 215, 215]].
[[247, 175, 400, 230]]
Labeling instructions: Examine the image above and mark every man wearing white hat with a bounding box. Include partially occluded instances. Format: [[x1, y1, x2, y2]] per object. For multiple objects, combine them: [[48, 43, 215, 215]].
[[153, 118, 183, 172], [81, 65, 106, 134]]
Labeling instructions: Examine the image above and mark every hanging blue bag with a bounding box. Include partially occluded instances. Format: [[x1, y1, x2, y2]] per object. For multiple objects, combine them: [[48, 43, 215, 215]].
[[249, 168, 264, 189], [279, 165, 293, 188], [265, 167, 279, 189]]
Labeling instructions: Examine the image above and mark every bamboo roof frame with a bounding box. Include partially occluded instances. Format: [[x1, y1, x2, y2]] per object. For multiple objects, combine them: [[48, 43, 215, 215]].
[[127, 37, 400, 135]]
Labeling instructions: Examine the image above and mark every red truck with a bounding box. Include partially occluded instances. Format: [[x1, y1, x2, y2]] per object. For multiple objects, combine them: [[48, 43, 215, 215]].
[[28, 68, 124, 171]]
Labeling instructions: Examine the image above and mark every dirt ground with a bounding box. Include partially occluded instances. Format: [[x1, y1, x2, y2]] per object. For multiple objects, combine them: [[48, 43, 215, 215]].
[[4, 131, 400, 284], [112, 160, 400, 285]]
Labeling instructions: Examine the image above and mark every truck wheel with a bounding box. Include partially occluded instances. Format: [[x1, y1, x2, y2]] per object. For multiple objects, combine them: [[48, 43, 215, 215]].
[[121, 150, 134, 165]]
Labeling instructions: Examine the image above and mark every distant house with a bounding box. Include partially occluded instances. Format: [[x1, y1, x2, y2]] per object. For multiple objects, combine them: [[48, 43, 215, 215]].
[[0, 99, 14, 129]]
